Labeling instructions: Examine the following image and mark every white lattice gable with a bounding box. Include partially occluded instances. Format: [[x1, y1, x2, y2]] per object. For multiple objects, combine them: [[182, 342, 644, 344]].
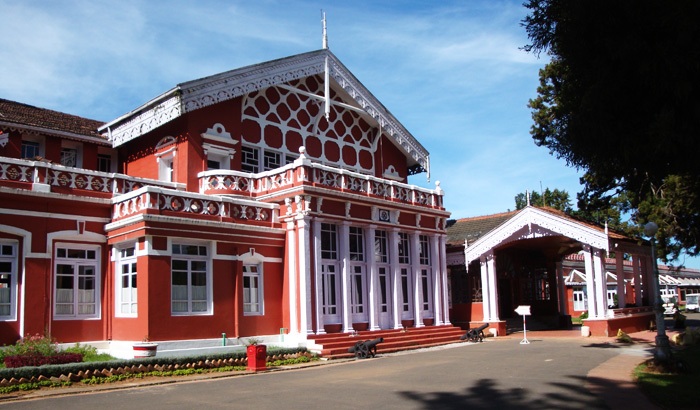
[[99, 49, 429, 174], [464, 207, 609, 264]]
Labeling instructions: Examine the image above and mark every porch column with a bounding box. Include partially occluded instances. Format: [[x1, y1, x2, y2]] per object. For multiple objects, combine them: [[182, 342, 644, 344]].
[[480, 255, 491, 321], [367, 225, 380, 330], [633, 255, 643, 307], [641, 256, 652, 306], [339, 222, 351, 333], [583, 245, 598, 318], [440, 235, 450, 325], [390, 229, 402, 329], [593, 248, 607, 318], [430, 234, 442, 326], [556, 260, 567, 315], [296, 215, 313, 334], [616, 251, 626, 308], [312, 220, 325, 334], [486, 251, 499, 321], [410, 232, 424, 327], [286, 220, 299, 334]]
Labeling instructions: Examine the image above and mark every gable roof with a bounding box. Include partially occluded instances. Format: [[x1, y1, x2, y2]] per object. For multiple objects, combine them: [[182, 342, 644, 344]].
[[449, 206, 630, 265], [0, 98, 106, 143], [99, 49, 430, 176]]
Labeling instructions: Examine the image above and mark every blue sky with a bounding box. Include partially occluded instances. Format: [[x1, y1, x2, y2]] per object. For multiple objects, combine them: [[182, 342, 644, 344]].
[[2, 1, 697, 268]]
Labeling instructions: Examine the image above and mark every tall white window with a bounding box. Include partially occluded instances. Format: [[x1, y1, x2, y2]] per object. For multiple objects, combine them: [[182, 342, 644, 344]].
[[349, 227, 364, 261], [419, 235, 430, 265], [0, 242, 17, 319], [398, 233, 410, 264], [573, 289, 586, 311], [54, 245, 100, 319], [171, 244, 210, 315], [320, 223, 340, 321], [116, 246, 137, 316], [243, 264, 263, 315], [321, 224, 338, 260], [374, 230, 389, 263]]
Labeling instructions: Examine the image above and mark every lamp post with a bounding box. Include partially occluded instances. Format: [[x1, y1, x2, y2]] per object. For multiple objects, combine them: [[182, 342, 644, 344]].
[[643, 222, 671, 363]]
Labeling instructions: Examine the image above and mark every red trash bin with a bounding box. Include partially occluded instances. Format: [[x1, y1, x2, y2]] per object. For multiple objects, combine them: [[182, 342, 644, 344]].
[[246, 344, 267, 371]]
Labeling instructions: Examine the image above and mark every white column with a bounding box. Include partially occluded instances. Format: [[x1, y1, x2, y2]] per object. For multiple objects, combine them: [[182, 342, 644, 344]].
[[480, 255, 491, 322], [440, 235, 450, 325], [556, 261, 567, 315], [583, 245, 598, 318], [296, 215, 312, 334], [486, 251, 499, 321], [339, 223, 351, 332], [312, 220, 325, 334], [390, 229, 401, 329], [633, 255, 642, 307], [593, 248, 607, 318], [411, 232, 424, 327], [616, 251, 626, 308], [431, 234, 442, 326], [367, 225, 380, 330], [286, 220, 298, 334]]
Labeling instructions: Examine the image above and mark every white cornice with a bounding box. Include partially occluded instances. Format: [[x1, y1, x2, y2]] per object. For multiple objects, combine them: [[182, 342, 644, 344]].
[[99, 50, 429, 173], [464, 207, 609, 264]]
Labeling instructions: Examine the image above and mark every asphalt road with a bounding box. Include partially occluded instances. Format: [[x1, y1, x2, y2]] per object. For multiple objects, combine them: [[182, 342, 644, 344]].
[[0, 337, 637, 410]]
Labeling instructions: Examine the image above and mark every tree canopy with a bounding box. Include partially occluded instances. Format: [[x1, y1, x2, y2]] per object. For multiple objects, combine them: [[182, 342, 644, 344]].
[[522, 0, 700, 262], [514, 188, 572, 213]]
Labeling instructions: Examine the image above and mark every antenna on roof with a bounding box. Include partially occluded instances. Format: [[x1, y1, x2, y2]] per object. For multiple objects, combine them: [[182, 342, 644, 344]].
[[322, 10, 328, 49], [526, 190, 531, 206]]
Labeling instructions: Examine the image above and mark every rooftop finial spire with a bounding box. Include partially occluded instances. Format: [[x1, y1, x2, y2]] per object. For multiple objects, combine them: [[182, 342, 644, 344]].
[[322, 10, 328, 49]]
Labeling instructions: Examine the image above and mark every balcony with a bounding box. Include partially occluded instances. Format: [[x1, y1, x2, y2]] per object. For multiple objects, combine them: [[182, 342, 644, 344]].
[[198, 157, 444, 210], [0, 157, 182, 197]]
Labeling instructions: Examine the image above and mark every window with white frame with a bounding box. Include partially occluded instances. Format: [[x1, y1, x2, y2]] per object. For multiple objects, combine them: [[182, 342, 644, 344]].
[[60, 141, 82, 168], [349, 227, 364, 261], [243, 264, 263, 315], [350, 265, 365, 314], [573, 289, 586, 311], [54, 245, 100, 319], [21, 140, 41, 159], [116, 246, 137, 316], [97, 153, 113, 173], [419, 235, 430, 265], [171, 244, 210, 315], [374, 230, 389, 263], [241, 146, 259, 173], [398, 233, 410, 264], [0, 242, 17, 319], [321, 223, 338, 260], [263, 150, 281, 171]]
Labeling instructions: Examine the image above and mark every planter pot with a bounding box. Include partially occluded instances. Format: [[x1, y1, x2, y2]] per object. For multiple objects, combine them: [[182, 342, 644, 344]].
[[352, 322, 369, 332], [401, 319, 414, 329], [133, 343, 158, 358], [423, 318, 434, 326], [246, 344, 267, 371], [324, 323, 342, 333]]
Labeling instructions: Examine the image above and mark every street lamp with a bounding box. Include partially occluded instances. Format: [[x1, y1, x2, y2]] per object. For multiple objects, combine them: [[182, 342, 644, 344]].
[[643, 221, 671, 363]]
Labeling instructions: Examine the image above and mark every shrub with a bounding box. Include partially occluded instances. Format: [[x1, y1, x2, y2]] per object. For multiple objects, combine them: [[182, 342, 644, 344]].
[[4, 352, 83, 368]]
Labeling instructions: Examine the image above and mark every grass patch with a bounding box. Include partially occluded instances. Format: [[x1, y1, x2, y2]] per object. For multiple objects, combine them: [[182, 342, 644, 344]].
[[634, 345, 700, 409]]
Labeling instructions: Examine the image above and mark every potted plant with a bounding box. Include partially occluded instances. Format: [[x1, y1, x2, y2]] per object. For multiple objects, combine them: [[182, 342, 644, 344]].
[[245, 337, 267, 371], [133, 336, 158, 358]]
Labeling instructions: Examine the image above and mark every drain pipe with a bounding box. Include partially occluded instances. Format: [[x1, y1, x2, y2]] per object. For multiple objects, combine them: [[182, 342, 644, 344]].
[[222, 332, 226, 346]]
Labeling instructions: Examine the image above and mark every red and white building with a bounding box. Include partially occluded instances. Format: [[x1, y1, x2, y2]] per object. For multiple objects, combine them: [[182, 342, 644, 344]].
[[0, 49, 451, 356]]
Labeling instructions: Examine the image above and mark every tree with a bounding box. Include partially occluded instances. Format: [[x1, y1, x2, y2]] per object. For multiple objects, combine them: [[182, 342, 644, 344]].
[[522, 0, 700, 262], [514, 187, 572, 213]]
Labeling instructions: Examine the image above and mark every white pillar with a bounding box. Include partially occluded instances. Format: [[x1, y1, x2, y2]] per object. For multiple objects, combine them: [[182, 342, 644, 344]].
[[583, 245, 598, 318], [486, 251, 499, 321], [339, 222, 351, 333], [480, 255, 491, 321], [312, 220, 325, 334], [410, 232, 424, 327], [633, 255, 642, 307], [367, 225, 380, 330], [616, 251, 626, 308], [390, 229, 401, 329], [286, 220, 298, 334], [440, 235, 450, 325], [556, 261, 567, 315], [431, 234, 442, 326], [593, 248, 607, 318], [296, 215, 312, 334], [641, 256, 652, 306]]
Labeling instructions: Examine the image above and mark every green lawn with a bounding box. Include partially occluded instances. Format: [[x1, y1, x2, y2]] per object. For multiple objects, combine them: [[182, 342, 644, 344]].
[[634, 344, 700, 409]]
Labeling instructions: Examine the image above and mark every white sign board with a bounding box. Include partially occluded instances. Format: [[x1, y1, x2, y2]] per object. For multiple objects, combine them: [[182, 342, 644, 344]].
[[514, 305, 531, 316]]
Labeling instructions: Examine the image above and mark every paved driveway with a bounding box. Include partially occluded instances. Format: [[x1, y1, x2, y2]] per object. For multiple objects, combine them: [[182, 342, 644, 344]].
[[0, 337, 649, 410]]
